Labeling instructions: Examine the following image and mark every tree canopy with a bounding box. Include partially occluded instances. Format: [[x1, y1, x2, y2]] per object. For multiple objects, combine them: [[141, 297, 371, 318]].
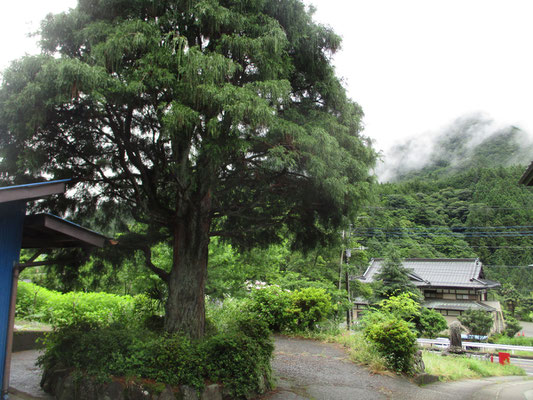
[[0, 0, 376, 337]]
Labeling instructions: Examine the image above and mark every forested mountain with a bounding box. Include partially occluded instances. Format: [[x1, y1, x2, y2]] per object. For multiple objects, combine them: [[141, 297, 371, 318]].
[[364, 120, 533, 294]]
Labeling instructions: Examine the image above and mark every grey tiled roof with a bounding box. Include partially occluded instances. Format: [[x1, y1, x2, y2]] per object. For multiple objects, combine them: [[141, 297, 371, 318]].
[[359, 258, 500, 289], [423, 299, 496, 312]]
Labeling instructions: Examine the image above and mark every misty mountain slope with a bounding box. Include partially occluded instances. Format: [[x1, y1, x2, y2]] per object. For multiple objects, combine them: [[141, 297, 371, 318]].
[[356, 165, 533, 293], [379, 115, 533, 182]]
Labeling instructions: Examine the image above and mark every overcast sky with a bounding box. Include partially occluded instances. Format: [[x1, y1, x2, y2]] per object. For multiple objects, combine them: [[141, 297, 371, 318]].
[[2, 0, 533, 154]]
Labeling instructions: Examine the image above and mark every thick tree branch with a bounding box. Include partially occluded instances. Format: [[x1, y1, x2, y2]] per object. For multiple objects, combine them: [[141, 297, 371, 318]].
[[141, 246, 170, 283]]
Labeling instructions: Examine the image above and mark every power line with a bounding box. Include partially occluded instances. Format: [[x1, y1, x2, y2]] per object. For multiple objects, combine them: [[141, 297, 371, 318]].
[[364, 205, 533, 211], [353, 225, 533, 231], [416, 243, 533, 250], [353, 232, 533, 238]]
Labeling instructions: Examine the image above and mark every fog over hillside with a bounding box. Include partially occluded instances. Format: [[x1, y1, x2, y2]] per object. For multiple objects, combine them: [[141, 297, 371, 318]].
[[377, 113, 533, 182]]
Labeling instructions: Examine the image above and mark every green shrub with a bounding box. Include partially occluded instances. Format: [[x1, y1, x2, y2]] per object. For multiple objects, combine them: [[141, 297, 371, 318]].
[[362, 311, 417, 373], [39, 313, 274, 398], [202, 317, 273, 398], [247, 285, 333, 332], [291, 287, 332, 330], [248, 285, 297, 332], [503, 316, 522, 337], [417, 308, 448, 338], [458, 309, 493, 337], [377, 292, 420, 323]]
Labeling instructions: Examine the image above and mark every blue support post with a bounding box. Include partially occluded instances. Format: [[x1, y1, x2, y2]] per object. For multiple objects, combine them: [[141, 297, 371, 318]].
[[0, 201, 26, 396]]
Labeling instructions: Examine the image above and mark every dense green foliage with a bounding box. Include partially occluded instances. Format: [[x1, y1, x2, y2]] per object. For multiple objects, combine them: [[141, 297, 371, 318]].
[[355, 294, 430, 373], [247, 285, 333, 332], [16, 281, 155, 327], [375, 293, 447, 338], [0, 0, 376, 337], [417, 308, 448, 338], [502, 315, 522, 338], [373, 249, 420, 300], [353, 164, 533, 309], [458, 309, 494, 337], [362, 311, 417, 373], [38, 298, 273, 398]]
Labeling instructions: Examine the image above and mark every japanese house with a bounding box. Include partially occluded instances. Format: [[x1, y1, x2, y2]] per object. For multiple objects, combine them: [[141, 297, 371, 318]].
[[354, 258, 504, 333]]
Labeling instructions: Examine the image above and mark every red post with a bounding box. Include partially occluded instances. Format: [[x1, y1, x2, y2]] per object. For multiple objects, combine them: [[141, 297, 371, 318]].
[[498, 352, 510, 365], [490, 354, 493, 363]]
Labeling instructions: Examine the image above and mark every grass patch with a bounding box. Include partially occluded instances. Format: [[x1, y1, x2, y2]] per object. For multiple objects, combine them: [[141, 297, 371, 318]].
[[14, 319, 52, 331], [423, 351, 525, 381]]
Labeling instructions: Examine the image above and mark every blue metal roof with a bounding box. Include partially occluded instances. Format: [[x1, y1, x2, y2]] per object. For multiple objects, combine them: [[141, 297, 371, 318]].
[[0, 179, 71, 191], [0, 180, 70, 204]]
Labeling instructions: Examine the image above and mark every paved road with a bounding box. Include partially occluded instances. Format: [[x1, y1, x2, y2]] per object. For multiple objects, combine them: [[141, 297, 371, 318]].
[[8, 339, 533, 400], [518, 321, 533, 338], [511, 357, 533, 376], [8, 350, 51, 399], [261, 335, 533, 400]]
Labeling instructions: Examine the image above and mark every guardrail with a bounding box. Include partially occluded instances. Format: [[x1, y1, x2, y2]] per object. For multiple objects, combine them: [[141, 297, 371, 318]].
[[417, 338, 533, 354]]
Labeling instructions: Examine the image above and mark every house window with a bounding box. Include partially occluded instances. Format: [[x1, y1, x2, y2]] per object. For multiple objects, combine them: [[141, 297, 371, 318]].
[[456, 294, 469, 300]]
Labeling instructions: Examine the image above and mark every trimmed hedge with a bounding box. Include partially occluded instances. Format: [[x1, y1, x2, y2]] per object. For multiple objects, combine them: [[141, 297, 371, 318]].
[[16, 281, 154, 326]]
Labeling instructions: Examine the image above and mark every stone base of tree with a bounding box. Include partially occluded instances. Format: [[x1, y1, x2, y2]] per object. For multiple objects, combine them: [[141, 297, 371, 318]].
[[40, 365, 237, 400], [413, 373, 440, 385]]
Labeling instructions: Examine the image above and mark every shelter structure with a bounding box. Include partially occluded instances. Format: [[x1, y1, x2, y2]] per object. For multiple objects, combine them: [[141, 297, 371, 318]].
[[0, 180, 107, 398], [353, 258, 504, 333]]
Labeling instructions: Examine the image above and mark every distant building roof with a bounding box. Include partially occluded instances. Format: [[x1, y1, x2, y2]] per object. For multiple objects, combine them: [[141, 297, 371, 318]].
[[519, 162, 533, 186], [359, 258, 500, 290]]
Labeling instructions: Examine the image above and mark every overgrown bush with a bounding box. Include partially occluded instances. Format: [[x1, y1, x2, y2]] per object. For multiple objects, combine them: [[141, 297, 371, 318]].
[[373, 292, 446, 338], [361, 311, 417, 373], [416, 308, 448, 338], [248, 285, 297, 331], [247, 285, 333, 332], [503, 315, 522, 338], [291, 287, 332, 330], [39, 312, 274, 398], [458, 309, 494, 337]]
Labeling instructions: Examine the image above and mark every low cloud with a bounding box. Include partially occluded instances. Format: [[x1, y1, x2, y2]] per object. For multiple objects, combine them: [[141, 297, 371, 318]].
[[376, 112, 533, 182]]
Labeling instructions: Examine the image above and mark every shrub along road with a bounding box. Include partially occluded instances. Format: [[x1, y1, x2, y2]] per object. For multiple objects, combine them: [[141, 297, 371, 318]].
[[8, 336, 533, 400], [260, 335, 533, 400]]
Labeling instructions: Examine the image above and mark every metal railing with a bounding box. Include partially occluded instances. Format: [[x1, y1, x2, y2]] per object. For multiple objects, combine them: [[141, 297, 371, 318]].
[[417, 338, 533, 354]]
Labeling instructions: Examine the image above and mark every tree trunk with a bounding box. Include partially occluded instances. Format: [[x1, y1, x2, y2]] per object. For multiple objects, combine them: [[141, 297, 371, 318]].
[[164, 201, 211, 339]]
